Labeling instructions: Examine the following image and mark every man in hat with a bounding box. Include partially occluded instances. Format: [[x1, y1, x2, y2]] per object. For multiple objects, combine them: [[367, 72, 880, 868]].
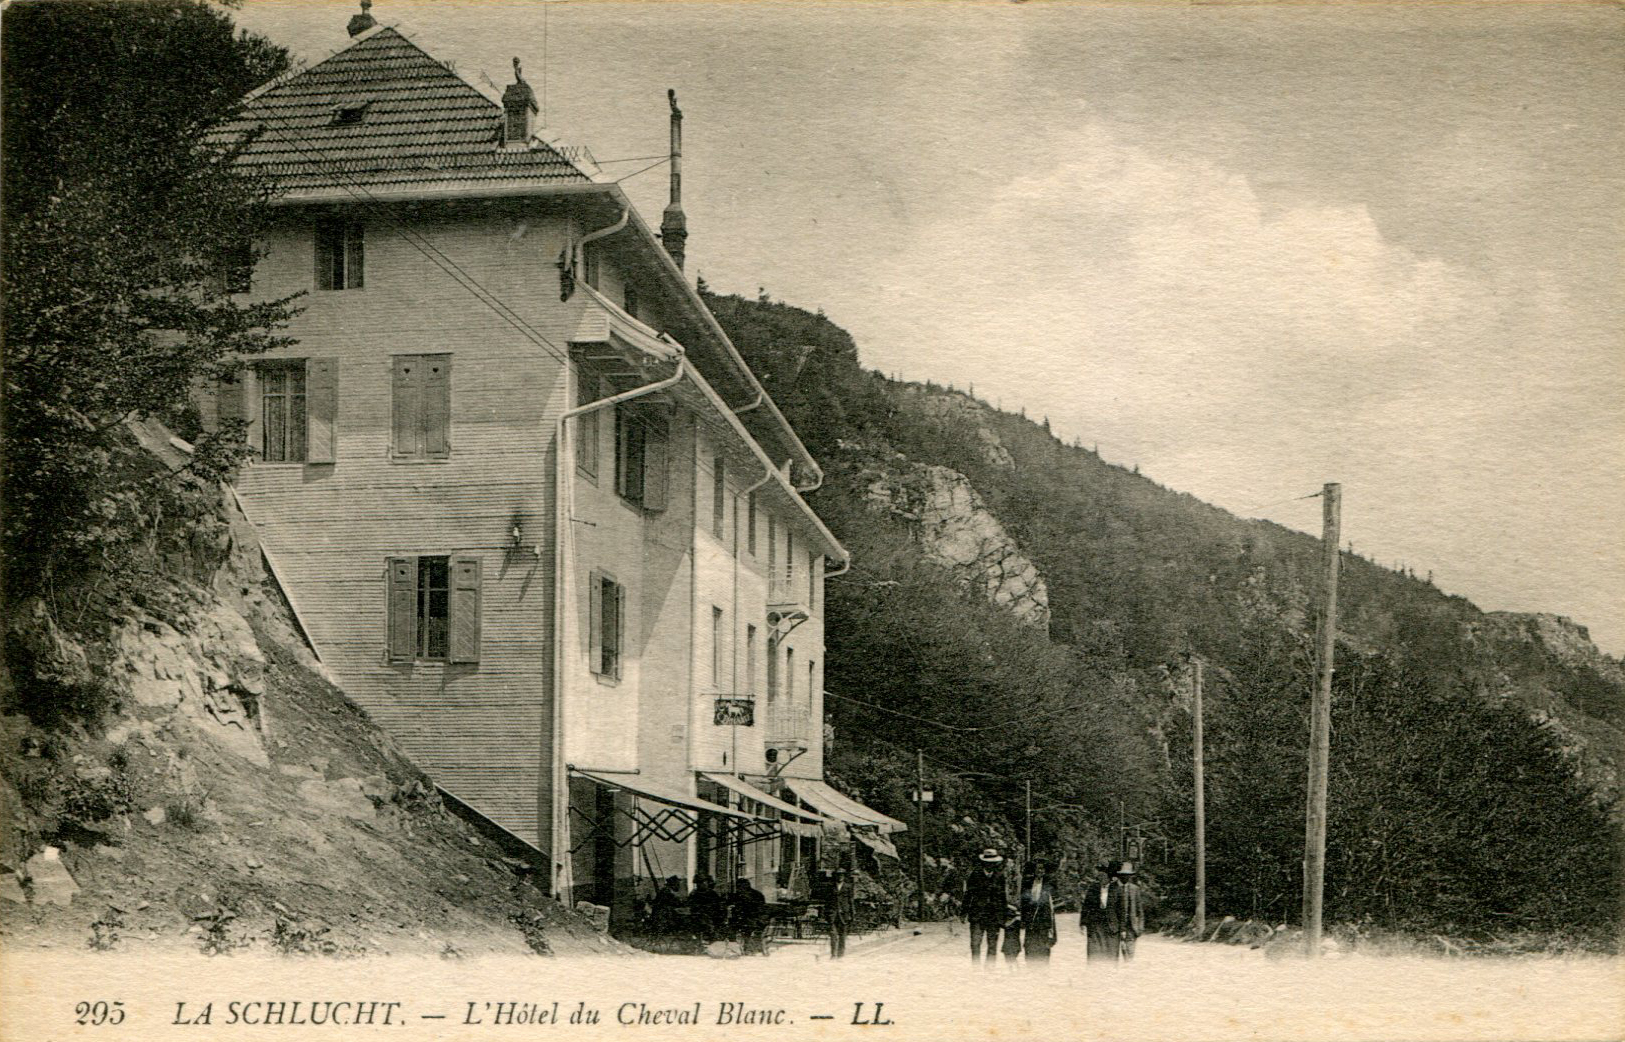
[[1078, 860, 1118, 960], [1109, 860, 1145, 961], [961, 848, 1016, 965]]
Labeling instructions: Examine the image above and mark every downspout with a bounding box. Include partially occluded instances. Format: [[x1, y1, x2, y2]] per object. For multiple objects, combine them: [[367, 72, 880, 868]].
[[576, 208, 630, 272], [551, 356, 685, 904], [733, 393, 764, 415]]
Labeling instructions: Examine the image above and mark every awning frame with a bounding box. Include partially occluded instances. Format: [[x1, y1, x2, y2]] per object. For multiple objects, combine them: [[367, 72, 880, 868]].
[[569, 767, 763, 855]]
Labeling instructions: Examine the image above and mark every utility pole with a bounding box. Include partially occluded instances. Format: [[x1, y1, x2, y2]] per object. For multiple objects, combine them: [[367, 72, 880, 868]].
[[1024, 780, 1032, 858], [916, 749, 927, 922], [1192, 654, 1206, 940], [1303, 482, 1341, 957]]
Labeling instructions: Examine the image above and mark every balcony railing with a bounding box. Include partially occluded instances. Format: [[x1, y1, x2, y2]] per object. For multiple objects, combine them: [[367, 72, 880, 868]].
[[768, 579, 807, 611], [765, 701, 812, 750]]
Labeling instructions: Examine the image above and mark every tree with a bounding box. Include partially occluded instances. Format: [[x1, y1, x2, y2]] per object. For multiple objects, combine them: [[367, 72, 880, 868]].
[[2, 1, 299, 601]]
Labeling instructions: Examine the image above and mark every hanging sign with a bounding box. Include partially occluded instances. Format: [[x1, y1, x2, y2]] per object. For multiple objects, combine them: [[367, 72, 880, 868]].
[[713, 697, 755, 726]]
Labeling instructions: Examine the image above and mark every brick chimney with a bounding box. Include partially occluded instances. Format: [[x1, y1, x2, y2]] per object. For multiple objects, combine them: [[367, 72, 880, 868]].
[[347, 0, 376, 37], [503, 58, 538, 146], [660, 90, 688, 269]]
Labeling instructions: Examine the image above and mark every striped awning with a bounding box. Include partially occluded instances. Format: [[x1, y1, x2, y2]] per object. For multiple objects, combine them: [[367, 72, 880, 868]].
[[700, 773, 836, 834]]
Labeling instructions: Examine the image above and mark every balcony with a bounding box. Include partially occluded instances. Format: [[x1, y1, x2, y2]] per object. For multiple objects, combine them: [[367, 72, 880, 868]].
[[768, 578, 808, 612], [764, 701, 812, 752]]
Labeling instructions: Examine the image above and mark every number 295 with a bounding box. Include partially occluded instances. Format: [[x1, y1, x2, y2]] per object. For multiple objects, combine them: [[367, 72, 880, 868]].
[[75, 1001, 126, 1026]]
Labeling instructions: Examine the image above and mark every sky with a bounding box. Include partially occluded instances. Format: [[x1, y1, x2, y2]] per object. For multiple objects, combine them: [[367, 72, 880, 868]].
[[234, 1, 1624, 654]]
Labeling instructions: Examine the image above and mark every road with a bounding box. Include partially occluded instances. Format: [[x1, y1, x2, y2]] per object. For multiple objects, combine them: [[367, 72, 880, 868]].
[[771, 920, 1623, 1041]]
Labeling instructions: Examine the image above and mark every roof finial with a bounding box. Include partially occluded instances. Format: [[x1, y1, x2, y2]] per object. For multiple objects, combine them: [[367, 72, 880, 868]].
[[513, 57, 526, 83], [347, 0, 376, 37]]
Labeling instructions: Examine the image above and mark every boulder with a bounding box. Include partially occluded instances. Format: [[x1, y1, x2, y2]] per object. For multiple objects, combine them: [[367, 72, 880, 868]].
[[24, 846, 79, 907], [574, 901, 611, 934], [0, 872, 26, 904], [298, 778, 375, 822]]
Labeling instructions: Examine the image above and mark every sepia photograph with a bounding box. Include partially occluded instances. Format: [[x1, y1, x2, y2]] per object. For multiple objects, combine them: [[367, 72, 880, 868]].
[[1, 1, 1621, 1039]]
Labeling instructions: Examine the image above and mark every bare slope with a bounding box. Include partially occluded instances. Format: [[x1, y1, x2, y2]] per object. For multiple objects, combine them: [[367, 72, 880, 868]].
[[1, 463, 617, 958]]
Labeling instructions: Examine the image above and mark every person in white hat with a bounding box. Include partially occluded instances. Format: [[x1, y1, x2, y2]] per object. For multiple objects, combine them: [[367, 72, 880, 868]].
[[1110, 860, 1145, 960], [961, 848, 1015, 965]]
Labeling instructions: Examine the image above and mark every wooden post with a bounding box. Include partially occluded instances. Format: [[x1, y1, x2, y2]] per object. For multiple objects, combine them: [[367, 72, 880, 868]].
[[1192, 655, 1206, 940], [916, 749, 927, 922], [1303, 482, 1341, 957], [1024, 780, 1032, 859]]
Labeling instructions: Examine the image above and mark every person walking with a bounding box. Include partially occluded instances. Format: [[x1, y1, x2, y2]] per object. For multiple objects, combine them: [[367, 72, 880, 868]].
[[825, 866, 855, 959], [961, 848, 1014, 965], [1110, 860, 1145, 961], [1078, 860, 1117, 960], [1018, 859, 1059, 964]]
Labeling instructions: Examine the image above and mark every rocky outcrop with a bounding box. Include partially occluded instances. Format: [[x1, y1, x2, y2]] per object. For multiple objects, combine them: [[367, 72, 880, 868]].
[[860, 458, 1049, 629], [900, 388, 1015, 469]]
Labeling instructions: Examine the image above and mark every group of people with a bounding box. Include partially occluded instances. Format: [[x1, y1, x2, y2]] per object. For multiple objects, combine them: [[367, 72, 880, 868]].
[[960, 848, 1144, 966], [642, 872, 770, 951]]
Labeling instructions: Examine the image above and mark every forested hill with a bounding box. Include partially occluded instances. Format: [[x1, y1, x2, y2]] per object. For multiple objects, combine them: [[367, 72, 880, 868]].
[[702, 285, 1623, 945]]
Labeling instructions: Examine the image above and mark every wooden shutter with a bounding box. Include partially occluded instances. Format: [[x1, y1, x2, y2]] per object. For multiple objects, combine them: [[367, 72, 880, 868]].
[[305, 358, 339, 463], [345, 223, 364, 289], [448, 555, 481, 664], [392, 357, 420, 457], [641, 420, 668, 511], [314, 222, 331, 291], [387, 557, 417, 662], [216, 371, 246, 428], [612, 583, 626, 679], [588, 572, 603, 675], [423, 357, 451, 459]]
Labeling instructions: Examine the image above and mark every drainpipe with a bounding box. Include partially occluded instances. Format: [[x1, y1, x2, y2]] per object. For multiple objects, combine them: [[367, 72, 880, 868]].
[[733, 393, 764, 415], [576, 208, 630, 273], [551, 357, 685, 905]]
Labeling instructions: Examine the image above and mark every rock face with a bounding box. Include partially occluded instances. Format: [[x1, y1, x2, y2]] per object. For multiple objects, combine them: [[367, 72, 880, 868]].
[[904, 390, 1016, 469], [862, 460, 1049, 630]]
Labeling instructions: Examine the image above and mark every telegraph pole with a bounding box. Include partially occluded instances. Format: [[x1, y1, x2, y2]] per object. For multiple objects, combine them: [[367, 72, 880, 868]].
[[1303, 483, 1341, 957], [916, 749, 927, 922], [1192, 654, 1206, 939]]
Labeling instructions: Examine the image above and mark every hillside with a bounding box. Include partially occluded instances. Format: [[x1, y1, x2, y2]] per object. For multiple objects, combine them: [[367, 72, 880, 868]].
[[703, 286, 1623, 944], [0, 429, 618, 957]]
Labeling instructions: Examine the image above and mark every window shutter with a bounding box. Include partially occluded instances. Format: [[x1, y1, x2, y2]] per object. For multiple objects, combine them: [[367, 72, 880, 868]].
[[392, 357, 420, 457], [345, 224, 364, 289], [588, 572, 603, 675], [641, 420, 668, 511], [387, 557, 417, 662], [216, 371, 246, 429], [613, 583, 627, 679], [315, 223, 331, 291], [423, 357, 450, 459], [305, 358, 339, 463], [448, 555, 482, 664]]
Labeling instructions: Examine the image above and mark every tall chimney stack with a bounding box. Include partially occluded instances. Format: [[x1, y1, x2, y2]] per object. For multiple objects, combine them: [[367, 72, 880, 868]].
[[347, 0, 376, 37], [660, 89, 687, 269]]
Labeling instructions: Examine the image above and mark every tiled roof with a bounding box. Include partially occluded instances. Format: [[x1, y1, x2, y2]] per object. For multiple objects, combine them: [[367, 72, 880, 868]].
[[212, 27, 590, 193]]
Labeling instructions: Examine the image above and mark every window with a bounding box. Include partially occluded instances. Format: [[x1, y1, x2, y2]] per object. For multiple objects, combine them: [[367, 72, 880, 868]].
[[260, 361, 307, 462], [808, 552, 818, 608], [224, 358, 337, 464], [220, 241, 253, 295], [766, 636, 779, 704], [745, 625, 757, 695], [387, 554, 481, 663], [589, 571, 626, 679], [614, 405, 668, 509], [808, 660, 816, 709], [315, 220, 364, 291], [785, 531, 795, 591], [767, 517, 777, 582], [583, 246, 600, 289], [712, 455, 726, 539], [575, 371, 600, 480], [623, 283, 639, 319], [392, 354, 450, 460], [332, 102, 369, 126], [747, 494, 757, 555], [711, 606, 724, 687], [784, 647, 795, 708]]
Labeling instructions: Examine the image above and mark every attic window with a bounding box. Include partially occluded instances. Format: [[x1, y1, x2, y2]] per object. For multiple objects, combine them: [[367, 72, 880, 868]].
[[332, 102, 369, 126]]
